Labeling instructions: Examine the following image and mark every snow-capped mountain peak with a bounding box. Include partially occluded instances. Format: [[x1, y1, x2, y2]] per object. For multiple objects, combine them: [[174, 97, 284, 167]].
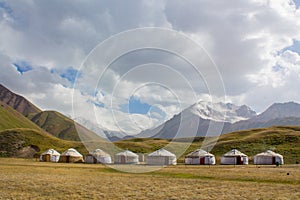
[[188, 101, 256, 123]]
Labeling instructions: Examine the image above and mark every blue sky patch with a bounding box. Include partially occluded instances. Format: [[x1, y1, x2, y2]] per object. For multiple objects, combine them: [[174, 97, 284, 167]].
[[272, 65, 284, 73], [59, 67, 79, 84], [128, 96, 151, 114], [12, 61, 33, 74], [0, 2, 13, 15], [279, 40, 300, 55], [93, 101, 104, 108], [286, 40, 300, 54], [294, 0, 300, 8]]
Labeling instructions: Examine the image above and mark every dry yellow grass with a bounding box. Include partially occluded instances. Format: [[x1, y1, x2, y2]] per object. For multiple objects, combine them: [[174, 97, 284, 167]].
[[0, 158, 299, 200]]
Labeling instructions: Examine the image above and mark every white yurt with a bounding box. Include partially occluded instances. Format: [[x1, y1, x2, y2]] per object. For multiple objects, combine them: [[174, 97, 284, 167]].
[[221, 149, 248, 165], [40, 149, 60, 162], [185, 149, 215, 165], [58, 148, 84, 163], [146, 148, 177, 165], [254, 150, 284, 165], [85, 149, 112, 164], [114, 150, 139, 164]]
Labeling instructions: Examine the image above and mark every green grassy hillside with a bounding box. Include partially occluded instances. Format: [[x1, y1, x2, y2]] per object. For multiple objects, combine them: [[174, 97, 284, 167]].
[[0, 103, 42, 131], [0, 128, 87, 157], [30, 111, 82, 141]]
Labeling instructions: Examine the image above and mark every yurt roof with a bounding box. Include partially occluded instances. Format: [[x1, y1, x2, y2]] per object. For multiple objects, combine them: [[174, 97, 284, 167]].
[[115, 150, 138, 157], [223, 149, 247, 157], [61, 148, 83, 157], [255, 150, 283, 158], [41, 149, 60, 156], [186, 149, 214, 157], [148, 149, 176, 157], [91, 149, 110, 157]]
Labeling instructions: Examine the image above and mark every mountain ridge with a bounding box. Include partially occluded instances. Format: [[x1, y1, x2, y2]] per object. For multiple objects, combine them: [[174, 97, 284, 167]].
[[0, 84, 40, 117], [0, 84, 102, 142], [134, 101, 300, 139]]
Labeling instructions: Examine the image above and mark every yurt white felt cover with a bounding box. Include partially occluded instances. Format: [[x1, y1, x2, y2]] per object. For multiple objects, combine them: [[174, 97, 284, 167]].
[[146, 149, 177, 165], [114, 150, 139, 164], [185, 149, 215, 165], [254, 150, 284, 165], [221, 149, 248, 165], [40, 149, 60, 162], [85, 149, 112, 164], [58, 148, 84, 163]]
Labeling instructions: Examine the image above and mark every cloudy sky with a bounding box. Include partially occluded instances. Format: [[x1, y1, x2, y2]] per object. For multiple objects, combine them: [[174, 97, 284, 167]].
[[1, 0, 300, 135]]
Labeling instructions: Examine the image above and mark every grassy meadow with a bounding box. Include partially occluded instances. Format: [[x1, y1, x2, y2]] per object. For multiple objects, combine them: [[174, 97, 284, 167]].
[[0, 158, 299, 200]]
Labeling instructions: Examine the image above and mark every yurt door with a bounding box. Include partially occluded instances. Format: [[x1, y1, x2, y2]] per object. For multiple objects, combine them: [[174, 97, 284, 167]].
[[165, 157, 169, 165], [200, 157, 205, 165], [45, 154, 50, 162], [93, 156, 97, 164], [272, 157, 276, 165], [121, 155, 126, 164], [236, 156, 242, 165], [66, 156, 70, 163]]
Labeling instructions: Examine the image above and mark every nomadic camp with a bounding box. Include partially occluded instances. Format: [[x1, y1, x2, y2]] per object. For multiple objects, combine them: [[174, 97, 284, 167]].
[[185, 149, 215, 165], [254, 150, 284, 165], [85, 149, 112, 164], [39, 149, 60, 162], [221, 149, 248, 165], [146, 148, 177, 165], [58, 148, 84, 163], [114, 150, 139, 164]]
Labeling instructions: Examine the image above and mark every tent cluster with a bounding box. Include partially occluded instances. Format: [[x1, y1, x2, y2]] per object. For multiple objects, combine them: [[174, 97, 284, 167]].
[[184, 149, 284, 165], [39, 148, 284, 165], [39, 148, 177, 165]]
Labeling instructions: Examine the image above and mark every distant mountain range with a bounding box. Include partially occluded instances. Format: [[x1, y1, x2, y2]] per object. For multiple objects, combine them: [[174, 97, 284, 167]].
[[133, 101, 300, 139], [1, 83, 300, 141]]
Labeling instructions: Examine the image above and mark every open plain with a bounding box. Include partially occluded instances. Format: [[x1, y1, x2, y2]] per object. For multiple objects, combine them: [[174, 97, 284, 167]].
[[0, 158, 299, 200]]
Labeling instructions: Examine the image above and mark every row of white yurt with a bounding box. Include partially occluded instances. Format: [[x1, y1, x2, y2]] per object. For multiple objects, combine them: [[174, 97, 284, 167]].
[[220, 149, 284, 165], [40, 148, 84, 163], [40, 148, 176, 165], [40, 148, 283, 165], [40, 148, 112, 164]]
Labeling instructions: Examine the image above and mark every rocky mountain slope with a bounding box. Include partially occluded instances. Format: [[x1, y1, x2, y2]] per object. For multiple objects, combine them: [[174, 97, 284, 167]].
[[0, 84, 100, 142], [0, 84, 40, 117], [136, 101, 300, 139]]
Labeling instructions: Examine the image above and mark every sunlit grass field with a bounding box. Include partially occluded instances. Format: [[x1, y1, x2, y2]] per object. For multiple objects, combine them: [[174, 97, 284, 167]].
[[0, 158, 299, 200]]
